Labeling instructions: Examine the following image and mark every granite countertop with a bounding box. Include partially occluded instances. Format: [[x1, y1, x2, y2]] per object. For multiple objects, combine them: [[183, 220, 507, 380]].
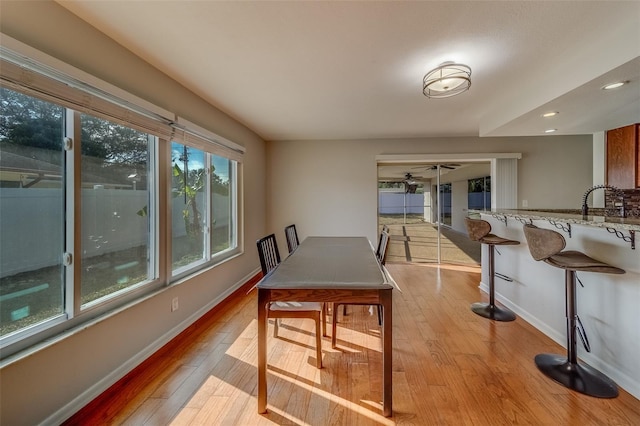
[[469, 209, 640, 232]]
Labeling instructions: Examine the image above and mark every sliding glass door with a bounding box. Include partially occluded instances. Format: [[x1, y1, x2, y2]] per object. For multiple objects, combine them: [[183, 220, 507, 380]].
[[378, 162, 486, 266]]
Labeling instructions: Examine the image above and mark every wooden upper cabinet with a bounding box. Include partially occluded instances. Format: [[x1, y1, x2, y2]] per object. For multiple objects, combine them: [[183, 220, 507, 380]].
[[606, 123, 640, 189]]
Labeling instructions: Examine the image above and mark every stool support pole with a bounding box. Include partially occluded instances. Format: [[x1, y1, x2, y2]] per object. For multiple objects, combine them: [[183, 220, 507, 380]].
[[533, 268, 618, 398], [470, 243, 516, 321], [488, 244, 496, 307], [566, 270, 578, 365]]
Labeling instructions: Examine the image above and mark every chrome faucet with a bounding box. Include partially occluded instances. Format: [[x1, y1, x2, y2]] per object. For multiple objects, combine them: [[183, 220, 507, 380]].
[[581, 184, 626, 218]]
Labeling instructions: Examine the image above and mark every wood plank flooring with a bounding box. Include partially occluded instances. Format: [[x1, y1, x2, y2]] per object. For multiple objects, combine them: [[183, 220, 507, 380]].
[[64, 263, 640, 425]]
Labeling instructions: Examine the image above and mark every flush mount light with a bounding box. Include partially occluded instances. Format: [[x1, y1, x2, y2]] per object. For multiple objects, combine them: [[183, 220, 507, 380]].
[[542, 111, 559, 118], [602, 81, 627, 90], [545, 129, 557, 133], [423, 62, 472, 98]]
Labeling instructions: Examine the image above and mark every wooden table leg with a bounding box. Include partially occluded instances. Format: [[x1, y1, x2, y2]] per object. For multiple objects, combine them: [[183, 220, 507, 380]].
[[381, 289, 393, 417], [258, 289, 269, 413]]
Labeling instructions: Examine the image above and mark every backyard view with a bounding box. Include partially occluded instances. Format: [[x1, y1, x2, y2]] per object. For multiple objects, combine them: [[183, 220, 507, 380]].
[[378, 176, 489, 265], [0, 87, 234, 337]]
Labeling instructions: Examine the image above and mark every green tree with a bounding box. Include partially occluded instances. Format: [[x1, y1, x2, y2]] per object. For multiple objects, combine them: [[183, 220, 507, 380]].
[[173, 163, 205, 242], [1, 88, 148, 167]]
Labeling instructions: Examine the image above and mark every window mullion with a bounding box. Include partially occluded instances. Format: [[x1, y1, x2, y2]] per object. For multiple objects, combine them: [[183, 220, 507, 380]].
[[204, 153, 212, 260], [147, 135, 158, 283], [64, 110, 82, 317], [159, 138, 171, 283]]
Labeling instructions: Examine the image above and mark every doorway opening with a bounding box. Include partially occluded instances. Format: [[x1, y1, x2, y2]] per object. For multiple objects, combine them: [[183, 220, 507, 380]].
[[377, 162, 490, 266]]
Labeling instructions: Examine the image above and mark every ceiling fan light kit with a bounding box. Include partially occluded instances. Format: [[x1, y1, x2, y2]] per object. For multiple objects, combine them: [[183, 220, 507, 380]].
[[423, 62, 472, 98]]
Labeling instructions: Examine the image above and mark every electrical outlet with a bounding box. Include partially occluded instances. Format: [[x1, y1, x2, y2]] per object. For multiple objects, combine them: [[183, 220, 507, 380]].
[[522, 199, 528, 208], [171, 297, 179, 312]]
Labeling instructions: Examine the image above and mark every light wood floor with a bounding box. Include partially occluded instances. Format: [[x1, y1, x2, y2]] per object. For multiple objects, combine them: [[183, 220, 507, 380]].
[[65, 263, 640, 425]]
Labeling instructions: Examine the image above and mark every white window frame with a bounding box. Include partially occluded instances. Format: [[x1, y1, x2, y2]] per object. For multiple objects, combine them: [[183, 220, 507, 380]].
[[0, 34, 244, 359]]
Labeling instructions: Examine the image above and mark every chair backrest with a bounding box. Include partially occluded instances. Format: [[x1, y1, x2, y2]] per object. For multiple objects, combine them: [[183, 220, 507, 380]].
[[522, 224, 566, 261], [376, 230, 390, 265], [284, 224, 299, 254], [464, 217, 491, 241], [382, 224, 389, 234], [256, 234, 281, 275]]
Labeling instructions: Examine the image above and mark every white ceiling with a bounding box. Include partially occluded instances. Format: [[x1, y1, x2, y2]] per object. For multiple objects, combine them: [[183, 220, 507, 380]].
[[57, 1, 639, 141]]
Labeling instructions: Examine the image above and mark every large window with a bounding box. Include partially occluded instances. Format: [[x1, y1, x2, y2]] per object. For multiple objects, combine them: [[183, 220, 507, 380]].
[[171, 143, 238, 277], [439, 183, 452, 226], [0, 88, 65, 337], [80, 113, 156, 307], [0, 49, 242, 357], [171, 143, 207, 273], [468, 176, 491, 210], [211, 154, 236, 256]]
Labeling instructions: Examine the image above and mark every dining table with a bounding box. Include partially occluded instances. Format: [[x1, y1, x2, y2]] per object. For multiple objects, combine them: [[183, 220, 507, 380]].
[[256, 236, 395, 417]]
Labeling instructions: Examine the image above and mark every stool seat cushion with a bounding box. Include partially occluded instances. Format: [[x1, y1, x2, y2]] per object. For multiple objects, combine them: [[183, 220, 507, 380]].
[[465, 217, 520, 246], [545, 251, 626, 274], [524, 224, 625, 274], [465, 217, 491, 241], [523, 224, 566, 260], [480, 233, 520, 246]]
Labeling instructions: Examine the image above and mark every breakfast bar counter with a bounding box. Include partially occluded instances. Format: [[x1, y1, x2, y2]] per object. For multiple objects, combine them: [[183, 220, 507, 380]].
[[472, 208, 640, 231], [468, 209, 640, 399]]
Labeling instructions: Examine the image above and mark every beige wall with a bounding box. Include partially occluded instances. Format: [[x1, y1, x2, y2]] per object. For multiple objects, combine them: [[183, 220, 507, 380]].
[[0, 2, 266, 425], [267, 135, 593, 247]]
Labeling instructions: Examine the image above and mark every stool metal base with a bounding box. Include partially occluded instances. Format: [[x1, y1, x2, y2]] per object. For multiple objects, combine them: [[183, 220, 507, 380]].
[[535, 354, 618, 398], [470, 302, 516, 322]]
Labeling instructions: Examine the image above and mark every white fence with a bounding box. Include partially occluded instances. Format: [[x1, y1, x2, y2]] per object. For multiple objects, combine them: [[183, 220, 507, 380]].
[[0, 188, 230, 278], [378, 192, 424, 214]]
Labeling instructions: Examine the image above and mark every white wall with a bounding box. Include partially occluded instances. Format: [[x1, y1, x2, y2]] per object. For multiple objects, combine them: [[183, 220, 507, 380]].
[[0, 3, 266, 425], [267, 135, 594, 247], [451, 180, 468, 233]]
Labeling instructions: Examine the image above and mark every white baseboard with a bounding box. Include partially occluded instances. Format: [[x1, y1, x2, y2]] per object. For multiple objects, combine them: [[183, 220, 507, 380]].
[[43, 268, 260, 426]]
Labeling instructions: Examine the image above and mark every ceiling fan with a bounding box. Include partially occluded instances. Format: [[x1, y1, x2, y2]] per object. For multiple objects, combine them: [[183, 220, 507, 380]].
[[402, 172, 422, 184], [401, 173, 421, 193]]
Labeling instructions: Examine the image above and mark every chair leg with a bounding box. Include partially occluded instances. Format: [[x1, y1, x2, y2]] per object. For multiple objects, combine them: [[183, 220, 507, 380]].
[[322, 303, 328, 337], [315, 313, 323, 368], [470, 244, 516, 321], [273, 317, 279, 337], [534, 270, 618, 398], [377, 305, 383, 326], [331, 303, 340, 348]]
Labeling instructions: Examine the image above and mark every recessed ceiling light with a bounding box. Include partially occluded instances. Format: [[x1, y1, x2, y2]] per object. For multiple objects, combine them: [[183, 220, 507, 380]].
[[542, 111, 559, 118], [602, 81, 626, 90], [545, 129, 557, 133]]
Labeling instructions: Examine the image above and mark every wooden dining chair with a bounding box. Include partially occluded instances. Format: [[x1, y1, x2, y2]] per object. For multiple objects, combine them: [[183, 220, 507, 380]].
[[256, 233, 327, 368], [331, 230, 389, 348], [284, 224, 299, 254]]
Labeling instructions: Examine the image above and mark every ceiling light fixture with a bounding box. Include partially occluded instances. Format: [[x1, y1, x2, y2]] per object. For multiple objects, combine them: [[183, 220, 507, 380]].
[[423, 62, 471, 98], [542, 111, 559, 118], [602, 81, 627, 90], [545, 129, 557, 133]]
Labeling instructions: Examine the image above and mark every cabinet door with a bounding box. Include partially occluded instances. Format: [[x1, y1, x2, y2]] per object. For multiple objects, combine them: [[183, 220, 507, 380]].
[[636, 124, 640, 188], [606, 124, 639, 189]]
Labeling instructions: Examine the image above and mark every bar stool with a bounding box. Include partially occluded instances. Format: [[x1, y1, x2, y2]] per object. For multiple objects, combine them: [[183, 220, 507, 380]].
[[523, 224, 625, 398], [464, 217, 519, 321]]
